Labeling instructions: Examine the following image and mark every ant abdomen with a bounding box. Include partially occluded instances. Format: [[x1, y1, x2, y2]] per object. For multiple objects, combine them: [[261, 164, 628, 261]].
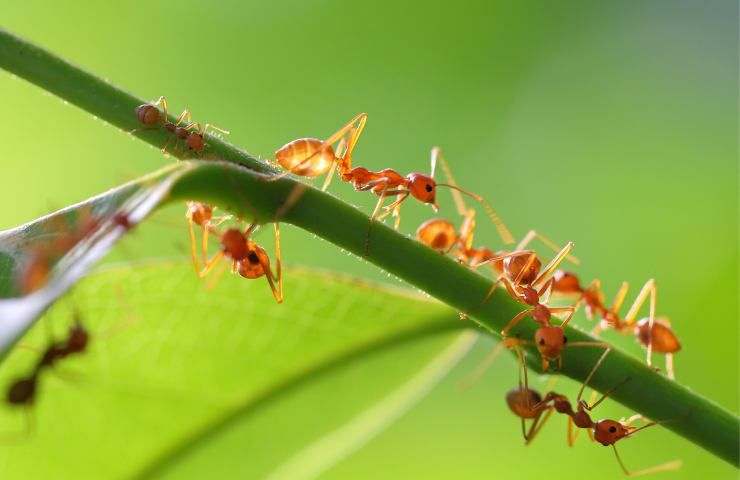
[[276, 138, 336, 177], [635, 319, 681, 353], [416, 219, 457, 252]]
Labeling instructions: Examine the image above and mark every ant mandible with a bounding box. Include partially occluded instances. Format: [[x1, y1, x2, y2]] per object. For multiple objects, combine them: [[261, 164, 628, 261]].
[[133, 96, 229, 155], [268, 117, 513, 243]]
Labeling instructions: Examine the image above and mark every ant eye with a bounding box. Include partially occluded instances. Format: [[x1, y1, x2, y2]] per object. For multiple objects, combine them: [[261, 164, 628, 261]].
[[425, 184, 433, 193], [538, 338, 545, 346], [609, 426, 617, 433], [563, 336, 568, 344]]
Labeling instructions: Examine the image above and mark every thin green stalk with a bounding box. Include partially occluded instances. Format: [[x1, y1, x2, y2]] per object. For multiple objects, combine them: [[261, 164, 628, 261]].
[[0, 28, 737, 466]]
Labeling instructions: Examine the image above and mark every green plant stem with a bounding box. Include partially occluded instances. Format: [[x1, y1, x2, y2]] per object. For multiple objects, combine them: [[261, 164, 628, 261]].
[[0, 28, 737, 466]]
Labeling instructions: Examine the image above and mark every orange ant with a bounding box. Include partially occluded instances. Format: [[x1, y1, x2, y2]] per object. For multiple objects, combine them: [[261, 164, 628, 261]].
[[469, 242, 610, 371], [133, 96, 229, 155], [268, 117, 512, 243], [550, 272, 680, 379], [597, 280, 680, 379], [544, 349, 684, 476], [193, 222, 283, 303]]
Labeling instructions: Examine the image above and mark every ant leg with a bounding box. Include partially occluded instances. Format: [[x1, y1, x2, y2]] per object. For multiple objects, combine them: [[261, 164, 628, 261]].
[[549, 307, 575, 329], [516, 230, 580, 265], [666, 353, 675, 380], [175, 109, 192, 127], [201, 222, 211, 267], [271, 223, 283, 303], [205, 260, 229, 291], [612, 445, 682, 477], [513, 252, 539, 286], [188, 217, 201, 273], [198, 251, 225, 278], [365, 187, 405, 255], [622, 279, 655, 327], [502, 309, 532, 336], [152, 96, 167, 117], [525, 408, 554, 445], [199, 123, 231, 136], [622, 280, 657, 368], [532, 242, 575, 288], [567, 415, 578, 447]]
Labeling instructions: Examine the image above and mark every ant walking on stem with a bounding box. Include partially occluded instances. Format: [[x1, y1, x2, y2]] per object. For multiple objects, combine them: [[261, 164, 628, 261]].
[[466, 242, 609, 371], [267, 115, 513, 247], [133, 96, 229, 155], [550, 273, 681, 379]]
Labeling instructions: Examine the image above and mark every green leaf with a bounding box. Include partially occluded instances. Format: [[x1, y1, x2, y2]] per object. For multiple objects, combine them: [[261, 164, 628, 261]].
[[0, 263, 468, 478], [0, 164, 189, 359]]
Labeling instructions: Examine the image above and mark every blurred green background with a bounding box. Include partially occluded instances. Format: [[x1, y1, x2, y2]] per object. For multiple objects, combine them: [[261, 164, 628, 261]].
[[0, 0, 737, 478]]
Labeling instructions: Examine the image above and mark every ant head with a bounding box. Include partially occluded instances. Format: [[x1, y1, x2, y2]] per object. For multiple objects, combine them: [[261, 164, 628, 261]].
[[135, 104, 161, 126], [415, 219, 456, 251], [552, 270, 581, 294], [534, 325, 566, 359], [186, 133, 205, 152], [406, 174, 438, 209], [504, 253, 541, 286], [505, 386, 542, 418], [7, 377, 36, 405], [236, 241, 268, 279], [594, 419, 629, 446], [221, 228, 249, 261], [187, 202, 213, 226]]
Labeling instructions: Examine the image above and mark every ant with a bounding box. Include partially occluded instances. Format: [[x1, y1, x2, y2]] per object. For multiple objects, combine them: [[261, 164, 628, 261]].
[[5, 314, 90, 439], [544, 349, 684, 476], [188, 180, 308, 302], [194, 222, 283, 303], [133, 96, 229, 155], [470, 242, 610, 371], [268, 116, 513, 243], [550, 272, 680, 379]]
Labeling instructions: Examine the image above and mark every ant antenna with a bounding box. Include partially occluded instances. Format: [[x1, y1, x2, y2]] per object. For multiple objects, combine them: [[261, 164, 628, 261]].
[[430, 147, 514, 244], [435, 184, 514, 244]]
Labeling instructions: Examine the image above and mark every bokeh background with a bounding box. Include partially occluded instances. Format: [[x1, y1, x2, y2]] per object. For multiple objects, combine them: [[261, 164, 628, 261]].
[[0, 0, 737, 479]]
